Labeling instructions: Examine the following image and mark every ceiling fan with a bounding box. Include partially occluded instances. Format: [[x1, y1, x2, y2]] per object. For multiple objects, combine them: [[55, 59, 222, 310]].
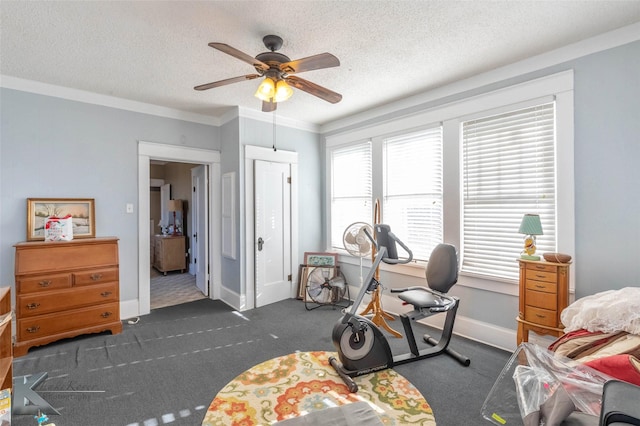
[[194, 35, 342, 112]]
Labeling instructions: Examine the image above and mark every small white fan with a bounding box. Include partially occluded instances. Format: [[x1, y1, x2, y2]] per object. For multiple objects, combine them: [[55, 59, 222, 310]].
[[343, 222, 374, 285]]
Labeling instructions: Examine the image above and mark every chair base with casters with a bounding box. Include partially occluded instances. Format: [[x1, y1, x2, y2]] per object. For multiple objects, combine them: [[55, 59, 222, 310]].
[[392, 286, 470, 366]]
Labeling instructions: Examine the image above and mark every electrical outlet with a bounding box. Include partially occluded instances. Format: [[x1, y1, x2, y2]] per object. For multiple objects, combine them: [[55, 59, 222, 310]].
[[126, 203, 134, 213]]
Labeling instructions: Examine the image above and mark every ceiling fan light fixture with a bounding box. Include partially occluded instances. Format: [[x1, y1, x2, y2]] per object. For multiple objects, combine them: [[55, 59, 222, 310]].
[[274, 79, 293, 103], [254, 77, 276, 101]]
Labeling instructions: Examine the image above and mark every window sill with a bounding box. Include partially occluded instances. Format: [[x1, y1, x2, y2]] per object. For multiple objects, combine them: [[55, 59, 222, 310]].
[[338, 252, 520, 296]]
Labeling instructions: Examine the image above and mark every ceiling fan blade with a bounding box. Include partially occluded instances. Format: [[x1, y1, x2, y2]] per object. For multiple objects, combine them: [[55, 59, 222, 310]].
[[208, 42, 269, 72], [262, 100, 277, 112], [194, 74, 261, 91], [285, 75, 342, 104], [279, 53, 340, 74]]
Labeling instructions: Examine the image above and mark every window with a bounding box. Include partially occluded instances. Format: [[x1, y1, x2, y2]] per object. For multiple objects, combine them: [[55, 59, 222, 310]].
[[383, 128, 443, 261], [461, 102, 557, 280], [329, 127, 443, 261], [326, 71, 573, 291], [330, 141, 372, 250]]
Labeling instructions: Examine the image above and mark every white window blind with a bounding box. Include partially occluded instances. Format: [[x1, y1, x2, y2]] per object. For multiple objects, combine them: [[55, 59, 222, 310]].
[[330, 141, 372, 250], [383, 127, 443, 261], [462, 102, 556, 280]]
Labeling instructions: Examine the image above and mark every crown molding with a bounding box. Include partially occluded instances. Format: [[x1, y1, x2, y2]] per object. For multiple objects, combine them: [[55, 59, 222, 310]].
[[0, 75, 220, 126]]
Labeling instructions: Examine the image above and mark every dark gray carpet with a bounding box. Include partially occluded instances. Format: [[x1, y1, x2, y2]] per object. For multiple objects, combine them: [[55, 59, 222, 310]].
[[12, 298, 511, 425]]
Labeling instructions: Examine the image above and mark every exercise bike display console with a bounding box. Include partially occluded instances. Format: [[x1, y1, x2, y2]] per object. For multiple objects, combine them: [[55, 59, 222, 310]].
[[329, 224, 470, 393]]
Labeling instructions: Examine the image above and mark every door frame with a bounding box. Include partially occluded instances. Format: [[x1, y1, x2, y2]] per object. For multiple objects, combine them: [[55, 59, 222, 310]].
[[244, 145, 298, 310], [138, 141, 221, 316]]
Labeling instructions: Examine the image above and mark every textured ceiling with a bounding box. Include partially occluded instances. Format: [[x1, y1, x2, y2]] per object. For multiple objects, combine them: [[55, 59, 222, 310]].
[[2, 1, 640, 126]]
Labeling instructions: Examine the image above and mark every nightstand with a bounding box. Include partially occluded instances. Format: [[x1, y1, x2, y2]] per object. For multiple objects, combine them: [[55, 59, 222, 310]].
[[516, 258, 571, 344], [153, 235, 186, 275]]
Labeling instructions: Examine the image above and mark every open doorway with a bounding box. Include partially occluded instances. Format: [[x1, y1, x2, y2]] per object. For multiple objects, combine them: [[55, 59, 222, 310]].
[[136, 141, 221, 318], [149, 160, 207, 309]]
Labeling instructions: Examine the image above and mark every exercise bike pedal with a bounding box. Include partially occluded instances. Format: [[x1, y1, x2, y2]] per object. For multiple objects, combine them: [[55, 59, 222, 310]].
[[328, 356, 359, 393]]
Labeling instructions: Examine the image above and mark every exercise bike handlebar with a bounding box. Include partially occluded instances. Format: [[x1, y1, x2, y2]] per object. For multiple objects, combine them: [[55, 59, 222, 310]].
[[344, 225, 413, 320]]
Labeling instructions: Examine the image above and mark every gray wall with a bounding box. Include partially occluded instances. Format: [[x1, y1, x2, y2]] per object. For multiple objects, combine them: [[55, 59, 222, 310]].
[[324, 40, 640, 334], [0, 89, 220, 301]]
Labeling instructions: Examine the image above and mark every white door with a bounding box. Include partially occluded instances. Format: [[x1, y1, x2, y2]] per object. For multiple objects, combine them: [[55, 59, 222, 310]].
[[191, 165, 208, 295], [255, 160, 292, 307]]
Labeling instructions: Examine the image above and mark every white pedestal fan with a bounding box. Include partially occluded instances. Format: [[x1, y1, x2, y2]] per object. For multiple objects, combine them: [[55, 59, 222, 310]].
[[343, 222, 374, 285]]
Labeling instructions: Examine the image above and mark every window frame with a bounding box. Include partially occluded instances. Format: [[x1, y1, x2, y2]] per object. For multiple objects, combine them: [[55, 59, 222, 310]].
[[325, 70, 574, 294]]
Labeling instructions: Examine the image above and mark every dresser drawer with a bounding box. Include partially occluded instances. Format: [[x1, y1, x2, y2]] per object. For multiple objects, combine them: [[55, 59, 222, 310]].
[[524, 305, 557, 327], [18, 273, 72, 293], [73, 268, 118, 286], [17, 282, 119, 317], [525, 279, 556, 293], [526, 289, 557, 311], [17, 302, 120, 341], [525, 264, 557, 283]]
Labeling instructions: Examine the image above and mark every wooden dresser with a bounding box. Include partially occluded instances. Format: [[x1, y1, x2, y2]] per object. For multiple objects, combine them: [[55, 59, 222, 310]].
[[516, 259, 571, 344], [13, 237, 122, 357], [153, 235, 186, 275], [0, 287, 12, 390]]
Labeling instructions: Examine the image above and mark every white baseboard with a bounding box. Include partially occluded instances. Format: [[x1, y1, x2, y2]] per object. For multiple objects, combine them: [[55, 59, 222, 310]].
[[219, 285, 244, 311]]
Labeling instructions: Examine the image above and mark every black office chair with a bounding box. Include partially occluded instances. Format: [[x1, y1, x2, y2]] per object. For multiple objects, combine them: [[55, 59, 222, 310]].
[[599, 380, 640, 425], [391, 243, 470, 366]]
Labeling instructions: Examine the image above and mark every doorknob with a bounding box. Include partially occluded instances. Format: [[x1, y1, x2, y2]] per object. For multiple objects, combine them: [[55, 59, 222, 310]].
[[257, 237, 264, 251]]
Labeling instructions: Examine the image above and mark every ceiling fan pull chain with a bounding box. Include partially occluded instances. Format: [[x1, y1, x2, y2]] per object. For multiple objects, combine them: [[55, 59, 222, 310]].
[[272, 110, 277, 151]]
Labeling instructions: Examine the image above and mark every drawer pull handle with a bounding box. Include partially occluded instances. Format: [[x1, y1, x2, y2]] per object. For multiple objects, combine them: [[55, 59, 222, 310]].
[[39, 280, 52, 287], [27, 326, 40, 333], [535, 274, 546, 279], [101, 312, 113, 318], [536, 314, 547, 319], [26, 302, 40, 310], [535, 265, 546, 270], [100, 291, 112, 297], [535, 285, 545, 288], [90, 273, 103, 281]]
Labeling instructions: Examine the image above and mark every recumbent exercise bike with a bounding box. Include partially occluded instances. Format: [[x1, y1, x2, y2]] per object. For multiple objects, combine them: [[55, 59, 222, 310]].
[[329, 224, 470, 392]]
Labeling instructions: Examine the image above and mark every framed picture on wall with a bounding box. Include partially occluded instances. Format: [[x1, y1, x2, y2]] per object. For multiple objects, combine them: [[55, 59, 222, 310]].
[[27, 198, 95, 241]]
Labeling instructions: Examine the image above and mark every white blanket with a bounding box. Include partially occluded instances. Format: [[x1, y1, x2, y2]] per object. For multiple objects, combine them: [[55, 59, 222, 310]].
[[561, 287, 640, 335]]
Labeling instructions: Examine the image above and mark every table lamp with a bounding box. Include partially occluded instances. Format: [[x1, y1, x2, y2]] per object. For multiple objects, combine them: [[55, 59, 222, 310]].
[[168, 199, 182, 235], [518, 214, 543, 260]]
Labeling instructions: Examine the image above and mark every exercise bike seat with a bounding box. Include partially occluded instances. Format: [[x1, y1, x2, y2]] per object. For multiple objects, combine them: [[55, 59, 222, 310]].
[[397, 288, 452, 312]]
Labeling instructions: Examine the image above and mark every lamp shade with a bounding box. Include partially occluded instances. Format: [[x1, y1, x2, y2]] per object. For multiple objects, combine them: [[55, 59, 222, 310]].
[[254, 77, 276, 101], [274, 79, 293, 102], [518, 214, 543, 235], [168, 199, 182, 212]]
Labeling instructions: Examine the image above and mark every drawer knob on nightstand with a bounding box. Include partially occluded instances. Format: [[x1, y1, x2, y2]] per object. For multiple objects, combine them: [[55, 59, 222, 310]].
[[39, 280, 51, 287], [536, 313, 546, 319], [101, 312, 113, 318], [26, 326, 40, 333], [26, 302, 40, 310], [90, 273, 103, 281], [100, 291, 112, 297]]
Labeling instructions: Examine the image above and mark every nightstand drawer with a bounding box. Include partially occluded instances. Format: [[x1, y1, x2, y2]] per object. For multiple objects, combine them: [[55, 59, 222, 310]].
[[526, 289, 557, 310], [525, 279, 556, 293], [18, 274, 72, 293], [524, 305, 557, 327], [525, 269, 557, 283]]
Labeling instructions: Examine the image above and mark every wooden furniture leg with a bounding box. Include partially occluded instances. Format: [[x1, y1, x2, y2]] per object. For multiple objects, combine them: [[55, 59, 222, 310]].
[[360, 287, 402, 338]]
